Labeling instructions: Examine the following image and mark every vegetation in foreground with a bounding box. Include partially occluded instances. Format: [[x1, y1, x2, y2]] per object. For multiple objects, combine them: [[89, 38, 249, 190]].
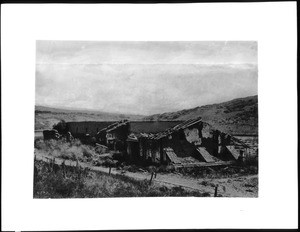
[[34, 138, 258, 198], [35, 138, 113, 165], [34, 160, 210, 198], [35, 138, 258, 180], [162, 164, 258, 179]]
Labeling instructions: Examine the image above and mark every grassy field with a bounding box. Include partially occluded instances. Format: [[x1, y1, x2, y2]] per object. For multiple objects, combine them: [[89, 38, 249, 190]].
[[35, 138, 258, 177], [34, 139, 210, 198], [34, 159, 209, 198], [35, 138, 98, 162], [34, 138, 258, 197]]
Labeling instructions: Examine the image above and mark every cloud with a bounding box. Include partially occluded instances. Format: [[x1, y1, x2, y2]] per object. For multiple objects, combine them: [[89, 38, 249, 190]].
[[36, 63, 257, 115], [35, 41, 258, 114], [36, 41, 257, 65]]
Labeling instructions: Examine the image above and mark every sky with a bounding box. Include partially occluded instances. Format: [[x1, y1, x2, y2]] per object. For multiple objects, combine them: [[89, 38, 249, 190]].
[[36, 41, 258, 115]]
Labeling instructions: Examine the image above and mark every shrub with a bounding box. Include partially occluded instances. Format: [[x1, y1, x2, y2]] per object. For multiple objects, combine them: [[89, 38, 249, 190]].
[[200, 180, 209, 186], [202, 192, 211, 197], [103, 159, 118, 168], [124, 165, 140, 173], [72, 139, 83, 147], [53, 120, 68, 134], [34, 138, 101, 163], [34, 139, 47, 150], [82, 147, 93, 158]]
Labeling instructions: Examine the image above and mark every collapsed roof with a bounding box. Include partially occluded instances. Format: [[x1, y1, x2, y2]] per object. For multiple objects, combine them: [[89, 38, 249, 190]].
[[96, 117, 249, 148]]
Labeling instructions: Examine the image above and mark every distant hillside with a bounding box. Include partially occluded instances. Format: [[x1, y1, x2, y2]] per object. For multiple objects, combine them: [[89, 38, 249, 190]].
[[35, 105, 144, 130], [36, 96, 258, 135], [143, 95, 258, 135]]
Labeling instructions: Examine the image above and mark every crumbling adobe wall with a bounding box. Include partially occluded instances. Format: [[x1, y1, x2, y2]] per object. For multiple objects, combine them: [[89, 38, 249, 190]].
[[139, 138, 147, 159], [200, 123, 237, 158], [183, 127, 202, 145], [136, 138, 160, 164], [161, 131, 197, 158], [145, 140, 160, 163], [170, 122, 203, 158], [109, 124, 130, 144], [160, 120, 243, 162], [67, 121, 114, 137], [127, 141, 140, 161], [201, 124, 219, 156], [96, 131, 107, 145], [103, 124, 130, 151]]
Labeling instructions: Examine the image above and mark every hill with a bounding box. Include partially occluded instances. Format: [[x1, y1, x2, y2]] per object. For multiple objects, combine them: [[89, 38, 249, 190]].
[[35, 96, 258, 135], [143, 95, 258, 135], [35, 105, 144, 130]]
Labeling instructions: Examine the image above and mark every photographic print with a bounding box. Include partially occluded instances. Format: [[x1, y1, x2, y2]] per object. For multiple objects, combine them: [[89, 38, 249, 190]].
[[34, 41, 258, 198]]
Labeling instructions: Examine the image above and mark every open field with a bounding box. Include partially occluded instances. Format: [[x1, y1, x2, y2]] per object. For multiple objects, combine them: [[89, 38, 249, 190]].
[[34, 159, 208, 198]]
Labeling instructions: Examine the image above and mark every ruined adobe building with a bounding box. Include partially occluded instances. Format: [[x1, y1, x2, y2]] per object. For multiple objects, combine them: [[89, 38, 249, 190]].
[[125, 118, 246, 165], [67, 121, 116, 137], [64, 118, 248, 165]]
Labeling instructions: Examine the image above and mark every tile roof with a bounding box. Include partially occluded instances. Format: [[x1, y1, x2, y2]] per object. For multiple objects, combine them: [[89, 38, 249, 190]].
[[147, 116, 203, 140], [129, 121, 184, 134], [98, 120, 129, 134], [106, 120, 129, 132]]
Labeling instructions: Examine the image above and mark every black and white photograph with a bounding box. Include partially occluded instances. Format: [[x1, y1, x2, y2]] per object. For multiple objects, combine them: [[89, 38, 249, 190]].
[[34, 41, 258, 198], [2, 2, 297, 230]]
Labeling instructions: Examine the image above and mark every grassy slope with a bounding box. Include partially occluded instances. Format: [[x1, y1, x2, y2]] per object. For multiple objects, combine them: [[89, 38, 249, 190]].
[[34, 138, 258, 198], [35, 95, 258, 135], [34, 159, 207, 198], [144, 95, 258, 135]]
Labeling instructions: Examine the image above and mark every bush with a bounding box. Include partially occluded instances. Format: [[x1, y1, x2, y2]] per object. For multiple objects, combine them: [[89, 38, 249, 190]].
[[103, 159, 118, 168], [73, 139, 82, 147], [82, 147, 93, 158], [34, 138, 100, 163], [202, 192, 211, 197], [157, 165, 175, 173], [34, 139, 47, 150], [53, 120, 68, 134]]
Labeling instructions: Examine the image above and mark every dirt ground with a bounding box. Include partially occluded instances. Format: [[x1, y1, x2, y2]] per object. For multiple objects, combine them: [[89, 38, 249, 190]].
[[118, 170, 258, 197]]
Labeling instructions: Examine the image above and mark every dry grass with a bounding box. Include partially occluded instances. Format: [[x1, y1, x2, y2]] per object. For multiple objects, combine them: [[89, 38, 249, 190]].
[[33, 160, 209, 198], [35, 138, 102, 163], [156, 164, 258, 179]]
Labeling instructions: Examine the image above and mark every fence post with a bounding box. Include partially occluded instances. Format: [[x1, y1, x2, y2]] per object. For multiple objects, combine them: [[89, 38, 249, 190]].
[[214, 184, 219, 197], [47, 157, 51, 170], [62, 160, 66, 178], [51, 158, 55, 171], [149, 172, 154, 185], [78, 165, 82, 179]]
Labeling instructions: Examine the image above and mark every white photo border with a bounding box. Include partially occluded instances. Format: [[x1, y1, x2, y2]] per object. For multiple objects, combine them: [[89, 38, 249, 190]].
[[1, 2, 298, 230]]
